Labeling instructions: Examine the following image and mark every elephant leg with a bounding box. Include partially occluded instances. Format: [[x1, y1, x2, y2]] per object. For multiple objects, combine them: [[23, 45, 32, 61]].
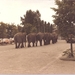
[[45, 41, 47, 45], [55, 38, 57, 43], [36, 41, 38, 46], [48, 40, 50, 44], [44, 40, 45, 45], [25, 41, 26, 47], [36, 42, 37, 46], [15, 43, 18, 48], [21, 42, 24, 48], [33, 42, 35, 47], [45, 39, 47, 45], [49, 40, 51, 44], [54, 39, 56, 43], [49, 41, 50, 44], [17, 43, 20, 48], [56, 39, 57, 42], [52, 39, 55, 44], [44, 40, 46, 45], [46, 38, 50, 45], [40, 40, 42, 46], [52, 40, 54, 44], [28, 42, 31, 47]]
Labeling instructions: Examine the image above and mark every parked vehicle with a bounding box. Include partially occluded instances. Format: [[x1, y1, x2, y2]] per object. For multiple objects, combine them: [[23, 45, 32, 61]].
[[0, 38, 14, 45]]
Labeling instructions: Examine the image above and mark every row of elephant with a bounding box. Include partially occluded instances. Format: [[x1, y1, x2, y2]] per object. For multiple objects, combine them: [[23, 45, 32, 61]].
[[14, 32, 58, 48]]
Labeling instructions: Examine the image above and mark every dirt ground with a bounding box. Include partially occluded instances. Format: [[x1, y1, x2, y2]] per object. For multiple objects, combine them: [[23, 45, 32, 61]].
[[0, 40, 75, 74]]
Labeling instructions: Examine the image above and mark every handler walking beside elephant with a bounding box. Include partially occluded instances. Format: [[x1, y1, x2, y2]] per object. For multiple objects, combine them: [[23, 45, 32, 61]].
[[14, 32, 26, 48]]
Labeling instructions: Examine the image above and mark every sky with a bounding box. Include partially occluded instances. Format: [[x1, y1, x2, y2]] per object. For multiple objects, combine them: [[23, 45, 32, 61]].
[[0, 0, 57, 25]]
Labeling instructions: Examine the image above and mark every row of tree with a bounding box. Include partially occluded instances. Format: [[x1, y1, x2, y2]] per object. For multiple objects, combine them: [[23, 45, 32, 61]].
[[20, 10, 54, 34]]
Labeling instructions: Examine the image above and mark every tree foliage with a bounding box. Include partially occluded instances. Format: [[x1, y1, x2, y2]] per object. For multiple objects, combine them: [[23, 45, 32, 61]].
[[6, 23, 18, 38], [0, 22, 7, 38], [52, 0, 75, 37], [0, 22, 18, 39], [20, 9, 52, 33]]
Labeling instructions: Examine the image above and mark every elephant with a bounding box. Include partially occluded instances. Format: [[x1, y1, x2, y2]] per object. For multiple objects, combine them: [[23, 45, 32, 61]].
[[36, 32, 44, 46], [51, 32, 58, 44], [27, 33, 36, 47], [14, 32, 26, 48], [44, 33, 52, 45]]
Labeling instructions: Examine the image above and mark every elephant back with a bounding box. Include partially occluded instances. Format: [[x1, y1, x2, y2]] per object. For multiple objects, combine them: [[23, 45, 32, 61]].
[[51, 32, 58, 43], [52, 32, 58, 38], [14, 32, 26, 43], [49, 33, 53, 39], [27, 33, 36, 42], [43, 33, 52, 45], [36, 32, 44, 40], [44, 33, 49, 39], [22, 33, 26, 42]]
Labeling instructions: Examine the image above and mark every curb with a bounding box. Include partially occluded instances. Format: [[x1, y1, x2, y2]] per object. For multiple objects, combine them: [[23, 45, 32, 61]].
[[60, 49, 75, 61]]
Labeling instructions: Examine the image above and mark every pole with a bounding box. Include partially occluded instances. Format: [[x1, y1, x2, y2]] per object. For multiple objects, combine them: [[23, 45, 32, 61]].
[[70, 34, 74, 57]]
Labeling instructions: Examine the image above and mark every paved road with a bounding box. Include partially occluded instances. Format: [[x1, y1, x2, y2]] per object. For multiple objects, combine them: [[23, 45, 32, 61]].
[[0, 40, 74, 74]]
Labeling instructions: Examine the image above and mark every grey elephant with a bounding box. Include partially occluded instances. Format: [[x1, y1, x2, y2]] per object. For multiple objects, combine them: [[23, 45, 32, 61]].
[[36, 32, 44, 46], [51, 32, 58, 44], [44, 33, 52, 45], [14, 32, 26, 48], [27, 33, 36, 47]]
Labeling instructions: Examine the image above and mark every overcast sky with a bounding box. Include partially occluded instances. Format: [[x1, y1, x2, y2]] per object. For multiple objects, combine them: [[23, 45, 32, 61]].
[[0, 0, 57, 25]]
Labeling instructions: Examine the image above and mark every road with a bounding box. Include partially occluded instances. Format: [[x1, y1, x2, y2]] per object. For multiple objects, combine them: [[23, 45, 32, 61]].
[[0, 40, 75, 74]]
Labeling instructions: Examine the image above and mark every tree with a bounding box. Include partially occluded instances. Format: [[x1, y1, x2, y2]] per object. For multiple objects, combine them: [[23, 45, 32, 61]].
[[40, 20, 44, 32], [0, 22, 7, 38], [10, 24, 18, 37], [6, 24, 12, 38], [17, 25, 23, 32], [20, 10, 41, 33], [6, 23, 18, 38], [52, 0, 75, 38], [47, 22, 51, 33], [22, 23, 33, 34]]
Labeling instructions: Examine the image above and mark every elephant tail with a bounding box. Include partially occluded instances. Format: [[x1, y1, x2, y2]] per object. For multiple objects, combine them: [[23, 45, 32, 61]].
[[25, 35, 27, 47], [25, 41, 26, 47]]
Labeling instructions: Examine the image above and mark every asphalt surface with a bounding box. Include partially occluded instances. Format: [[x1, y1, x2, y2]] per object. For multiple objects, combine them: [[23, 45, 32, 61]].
[[0, 40, 75, 74]]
